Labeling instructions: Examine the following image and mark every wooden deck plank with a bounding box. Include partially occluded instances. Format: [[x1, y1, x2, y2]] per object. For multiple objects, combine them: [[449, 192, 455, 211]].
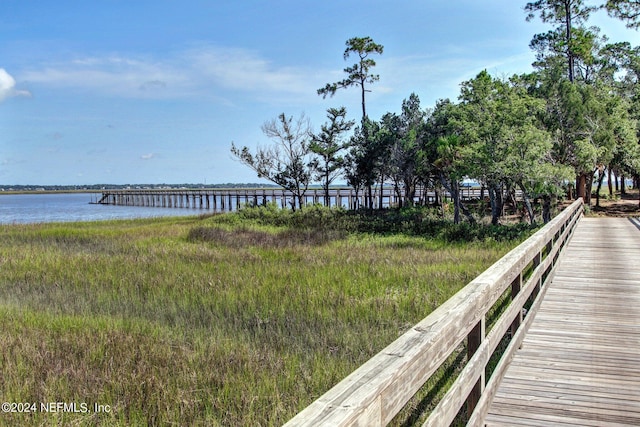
[[486, 217, 640, 427], [496, 378, 640, 402]]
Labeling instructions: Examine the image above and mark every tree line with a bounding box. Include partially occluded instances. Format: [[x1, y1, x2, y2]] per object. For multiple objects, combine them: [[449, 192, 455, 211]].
[[232, 1, 640, 224]]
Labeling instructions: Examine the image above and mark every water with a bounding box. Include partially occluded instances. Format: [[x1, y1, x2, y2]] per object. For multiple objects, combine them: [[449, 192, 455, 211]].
[[0, 193, 208, 224]]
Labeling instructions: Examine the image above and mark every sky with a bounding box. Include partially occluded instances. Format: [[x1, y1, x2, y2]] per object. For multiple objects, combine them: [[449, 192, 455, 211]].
[[1, 1, 638, 185]]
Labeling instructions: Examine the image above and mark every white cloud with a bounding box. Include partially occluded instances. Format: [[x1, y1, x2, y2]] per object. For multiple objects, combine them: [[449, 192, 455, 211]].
[[372, 46, 537, 106], [0, 68, 31, 102], [139, 80, 167, 92], [14, 44, 534, 109], [185, 46, 318, 95], [18, 47, 324, 102], [140, 153, 156, 160], [21, 57, 187, 98]]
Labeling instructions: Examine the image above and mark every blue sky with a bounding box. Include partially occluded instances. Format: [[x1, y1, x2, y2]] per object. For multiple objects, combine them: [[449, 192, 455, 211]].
[[1, 1, 637, 185]]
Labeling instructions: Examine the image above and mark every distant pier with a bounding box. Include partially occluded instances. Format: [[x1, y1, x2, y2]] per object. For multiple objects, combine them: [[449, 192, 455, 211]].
[[92, 187, 488, 212], [94, 186, 481, 212]]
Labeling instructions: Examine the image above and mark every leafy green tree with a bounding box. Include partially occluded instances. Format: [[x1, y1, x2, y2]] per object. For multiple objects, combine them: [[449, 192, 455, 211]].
[[605, 0, 640, 29], [435, 134, 475, 224], [456, 70, 572, 224], [318, 36, 384, 210], [525, 0, 596, 82], [496, 76, 573, 223], [525, 2, 613, 201], [231, 113, 313, 210], [370, 116, 394, 209], [455, 71, 506, 224], [587, 86, 628, 205], [601, 42, 640, 200], [317, 36, 384, 122], [343, 120, 384, 209], [396, 94, 428, 206], [345, 118, 397, 210], [532, 66, 638, 205], [379, 93, 428, 207], [531, 72, 593, 200], [422, 100, 475, 224], [309, 107, 355, 205]]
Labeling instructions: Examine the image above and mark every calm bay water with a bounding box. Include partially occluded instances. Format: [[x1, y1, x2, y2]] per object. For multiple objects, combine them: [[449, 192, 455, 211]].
[[0, 193, 206, 224]]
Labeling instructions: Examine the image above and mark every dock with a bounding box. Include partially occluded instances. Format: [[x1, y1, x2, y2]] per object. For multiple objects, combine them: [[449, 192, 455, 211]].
[[94, 186, 483, 211]]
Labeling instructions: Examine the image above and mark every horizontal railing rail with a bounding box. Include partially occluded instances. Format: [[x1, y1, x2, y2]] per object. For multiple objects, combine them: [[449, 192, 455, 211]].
[[284, 199, 583, 427]]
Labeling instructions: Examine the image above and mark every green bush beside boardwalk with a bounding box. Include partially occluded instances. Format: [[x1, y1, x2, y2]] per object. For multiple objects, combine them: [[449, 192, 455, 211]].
[[0, 206, 533, 426]]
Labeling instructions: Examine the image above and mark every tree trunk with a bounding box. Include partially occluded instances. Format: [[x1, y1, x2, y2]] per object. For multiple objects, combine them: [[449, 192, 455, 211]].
[[542, 195, 552, 223], [366, 184, 373, 210], [453, 182, 461, 225], [519, 184, 536, 226], [508, 186, 517, 215], [586, 169, 595, 206], [607, 167, 613, 197], [488, 183, 503, 226], [489, 186, 497, 225], [323, 175, 330, 207], [460, 200, 476, 224], [404, 178, 416, 207], [576, 173, 588, 202], [495, 185, 504, 224], [438, 176, 476, 224], [595, 168, 605, 208], [352, 186, 361, 209], [564, 1, 575, 83], [360, 78, 367, 122], [393, 181, 402, 208], [439, 175, 460, 224]]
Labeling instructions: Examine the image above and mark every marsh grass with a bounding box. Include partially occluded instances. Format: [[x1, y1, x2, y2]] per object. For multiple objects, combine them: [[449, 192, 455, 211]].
[[0, 208, 531, 426]]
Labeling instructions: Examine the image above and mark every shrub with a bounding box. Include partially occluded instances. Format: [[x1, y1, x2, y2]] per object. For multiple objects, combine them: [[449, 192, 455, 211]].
[[220, 204, 535, 243]]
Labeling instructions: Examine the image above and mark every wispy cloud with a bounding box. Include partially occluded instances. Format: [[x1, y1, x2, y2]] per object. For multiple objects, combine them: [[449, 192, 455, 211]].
[[20, 56, 187, 98], [12, 41, 535, 110], [374, 45, 536, 104], [140, 153, 156, 160], [0, 68, 31, 102], [185, 46, 319, 95], [17, 46, 323, 102], [139, 80, 167, 92]]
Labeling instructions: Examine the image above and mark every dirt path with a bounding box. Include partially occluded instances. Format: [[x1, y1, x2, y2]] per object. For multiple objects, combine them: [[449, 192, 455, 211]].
[[588, 189, 640, 217]]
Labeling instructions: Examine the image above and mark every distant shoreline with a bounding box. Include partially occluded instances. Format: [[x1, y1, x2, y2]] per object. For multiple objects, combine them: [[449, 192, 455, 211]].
[[0, 183, 280, 194], [0, 189, 102, 195]]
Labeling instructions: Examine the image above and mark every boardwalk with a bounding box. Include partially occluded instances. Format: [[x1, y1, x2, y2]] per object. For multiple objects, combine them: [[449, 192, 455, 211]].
[[94, 186, 485, 212], [486, 217, 640, 426]]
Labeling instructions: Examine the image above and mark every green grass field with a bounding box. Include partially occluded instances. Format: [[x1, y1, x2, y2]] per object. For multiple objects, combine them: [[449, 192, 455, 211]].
[[0, 207, 530, 426]]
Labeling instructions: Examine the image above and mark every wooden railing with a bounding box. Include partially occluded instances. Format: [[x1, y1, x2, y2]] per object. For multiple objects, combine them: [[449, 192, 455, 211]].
[[284, 199, 584, 427]]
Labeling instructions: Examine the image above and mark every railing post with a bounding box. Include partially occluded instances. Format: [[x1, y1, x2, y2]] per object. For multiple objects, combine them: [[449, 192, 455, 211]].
[[532, 251, 542, 296], [545, 238, 553, 262], [467, 316, 485, 415], [511, 273, 523, 337]]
